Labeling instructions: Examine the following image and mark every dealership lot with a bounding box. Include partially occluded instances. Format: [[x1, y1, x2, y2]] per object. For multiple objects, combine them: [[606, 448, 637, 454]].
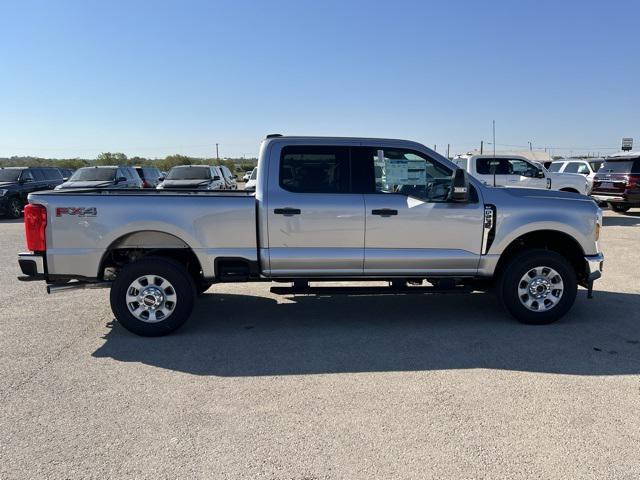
[[1, 212, 640, 478]]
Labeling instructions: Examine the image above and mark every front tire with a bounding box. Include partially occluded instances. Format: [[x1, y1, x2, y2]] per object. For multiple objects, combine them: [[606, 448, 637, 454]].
[[498, 249, 577, 325], [610, 203, 630, 213], [110, 257, 196, 336]]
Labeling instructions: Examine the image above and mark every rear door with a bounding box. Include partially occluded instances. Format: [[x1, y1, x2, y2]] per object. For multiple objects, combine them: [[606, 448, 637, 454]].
[[359, 146, 484, 276], [265, 144, 365, 277]]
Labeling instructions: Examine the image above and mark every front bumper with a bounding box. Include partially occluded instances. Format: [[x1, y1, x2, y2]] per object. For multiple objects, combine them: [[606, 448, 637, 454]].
[[18, 252, 46, 281], [584, 253, 604, 282]]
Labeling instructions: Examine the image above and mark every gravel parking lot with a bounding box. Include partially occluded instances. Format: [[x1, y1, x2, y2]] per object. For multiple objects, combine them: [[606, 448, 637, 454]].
[[1, 211, 640, 479]]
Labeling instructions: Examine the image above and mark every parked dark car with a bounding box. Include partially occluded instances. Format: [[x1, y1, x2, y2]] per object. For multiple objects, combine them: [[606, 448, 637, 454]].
[[0, 167, 65, 218], [56, 166, 143, 190], [134, 166, 163, 188], [590, 153, 640, 213]]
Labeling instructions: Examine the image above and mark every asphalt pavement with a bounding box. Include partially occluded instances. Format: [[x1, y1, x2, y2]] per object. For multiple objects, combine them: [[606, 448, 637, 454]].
[[1, 211, 640, 479]]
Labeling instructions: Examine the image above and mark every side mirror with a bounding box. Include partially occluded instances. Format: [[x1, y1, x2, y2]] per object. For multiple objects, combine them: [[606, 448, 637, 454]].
[[20, 177, 33, 184], [536, 170, 545, 178], [116, 176, 127, 183], [450, 168, 469, 202], [158, 176, 164, 182], [213, 175, 221, 181]]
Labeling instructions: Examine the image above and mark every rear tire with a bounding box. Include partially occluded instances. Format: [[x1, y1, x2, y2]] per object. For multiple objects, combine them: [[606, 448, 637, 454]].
[[610, 203, 630, 213], [110, 257, 196, 336], [498, 249, 577, 325]]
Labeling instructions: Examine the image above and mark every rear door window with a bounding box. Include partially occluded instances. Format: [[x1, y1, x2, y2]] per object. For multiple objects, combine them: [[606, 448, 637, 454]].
[[476, 158, 510, 175], [31, 169, 46, 181], [279, 146, 350, 193]]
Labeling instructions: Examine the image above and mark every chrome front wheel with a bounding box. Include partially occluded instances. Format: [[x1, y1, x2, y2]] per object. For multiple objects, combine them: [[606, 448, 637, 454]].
[[517, 266, 564, 312]]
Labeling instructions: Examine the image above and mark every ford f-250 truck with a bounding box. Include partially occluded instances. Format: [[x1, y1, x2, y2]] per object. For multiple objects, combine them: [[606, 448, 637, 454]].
[[18, 135, 604, 336]]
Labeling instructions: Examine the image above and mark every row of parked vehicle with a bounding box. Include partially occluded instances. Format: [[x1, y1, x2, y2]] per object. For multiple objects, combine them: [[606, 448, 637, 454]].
[[0, 163, 249, 218], [453, 151, 640, 213]]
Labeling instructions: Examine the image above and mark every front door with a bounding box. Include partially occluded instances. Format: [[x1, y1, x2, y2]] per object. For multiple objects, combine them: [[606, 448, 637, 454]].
[[266, 144, 365, 277], [357, 147, 484, 276]]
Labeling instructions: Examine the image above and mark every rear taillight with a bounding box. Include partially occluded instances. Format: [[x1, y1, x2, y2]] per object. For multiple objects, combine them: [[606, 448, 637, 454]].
[[626, 175, 640, 188], [24, 204, 47, 251]]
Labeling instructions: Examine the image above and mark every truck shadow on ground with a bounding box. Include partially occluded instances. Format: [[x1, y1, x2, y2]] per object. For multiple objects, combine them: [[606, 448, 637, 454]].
[[603, 212, 640, 227], [93, 289, 640, 377], [0, 217, 24, 224]]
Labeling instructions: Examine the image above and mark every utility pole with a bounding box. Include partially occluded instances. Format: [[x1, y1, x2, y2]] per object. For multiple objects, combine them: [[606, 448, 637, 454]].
[[215, 143, 219, 162], [480, 140, 483, 154], [433, 145, 437, 152], [447, 144, 450, 159], [528, 141, 532, 151]]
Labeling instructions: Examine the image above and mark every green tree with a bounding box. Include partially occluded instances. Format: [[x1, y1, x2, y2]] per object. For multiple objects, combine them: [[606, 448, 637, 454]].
[[157, 154, 194, 172], [95, 152, 128, 166]]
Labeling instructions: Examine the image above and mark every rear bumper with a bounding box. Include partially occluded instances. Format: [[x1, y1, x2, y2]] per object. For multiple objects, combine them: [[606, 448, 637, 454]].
[[591, 192, 640, 205], [18, 252, 46, 280]]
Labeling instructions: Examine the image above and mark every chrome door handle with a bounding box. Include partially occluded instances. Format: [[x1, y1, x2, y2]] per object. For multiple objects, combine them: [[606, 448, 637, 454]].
[[274, 208, 301, 215], [372, 208, 398, 216]]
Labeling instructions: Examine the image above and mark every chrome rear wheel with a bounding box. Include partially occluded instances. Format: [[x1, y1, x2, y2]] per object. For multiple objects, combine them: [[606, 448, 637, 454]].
[[126, 275, 177, 323]]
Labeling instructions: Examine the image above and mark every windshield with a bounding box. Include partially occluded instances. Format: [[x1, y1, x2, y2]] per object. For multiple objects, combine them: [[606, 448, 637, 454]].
[[589, 160, 604, 172], [547, 163, 563, 172], [250, 168, 257, 180], [70, 168, 117, 181], [0, 169, 22, 182], [166, 166, 211, 180]]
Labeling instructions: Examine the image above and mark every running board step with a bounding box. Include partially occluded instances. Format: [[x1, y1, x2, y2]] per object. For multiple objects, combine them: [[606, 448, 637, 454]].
[[270, 285, 473, 296]]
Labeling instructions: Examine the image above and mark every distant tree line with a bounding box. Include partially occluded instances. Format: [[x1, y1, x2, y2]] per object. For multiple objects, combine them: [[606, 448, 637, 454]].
[[0, 153, 258, 174]]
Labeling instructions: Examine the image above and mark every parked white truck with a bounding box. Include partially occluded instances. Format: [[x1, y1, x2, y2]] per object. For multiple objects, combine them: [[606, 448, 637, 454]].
[[18, 135, 603, 336], [453, 154, 589, 194]]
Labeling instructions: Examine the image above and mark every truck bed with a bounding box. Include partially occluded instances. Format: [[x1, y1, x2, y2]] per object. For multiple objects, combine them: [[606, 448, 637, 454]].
[[28, 189, 258, 280]]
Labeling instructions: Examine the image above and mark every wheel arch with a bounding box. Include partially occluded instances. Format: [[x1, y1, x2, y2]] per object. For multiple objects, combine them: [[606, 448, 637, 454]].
[[98, 230, 206, 284], [493, 229, 588, 285]]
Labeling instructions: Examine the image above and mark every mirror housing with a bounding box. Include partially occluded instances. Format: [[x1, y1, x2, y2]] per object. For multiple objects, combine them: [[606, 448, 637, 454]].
[[213, 175, 221, 181], [450, 168, 469, 202], [116, 176, 127, 183], [536, 169, 545, 178]]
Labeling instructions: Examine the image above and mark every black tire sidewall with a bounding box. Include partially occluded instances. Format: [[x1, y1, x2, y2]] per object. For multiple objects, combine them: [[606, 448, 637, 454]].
[[499, 249, 577, 325], [9, 198, 22, 218], [110, 257, 196, 336]]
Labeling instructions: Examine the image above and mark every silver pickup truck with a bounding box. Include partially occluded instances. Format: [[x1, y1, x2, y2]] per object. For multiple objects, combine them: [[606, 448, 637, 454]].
[[18, 135, 604, 336]]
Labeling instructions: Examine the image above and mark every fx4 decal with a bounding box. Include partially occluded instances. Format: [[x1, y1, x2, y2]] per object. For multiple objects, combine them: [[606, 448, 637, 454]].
[[56, 207, 98, 217]]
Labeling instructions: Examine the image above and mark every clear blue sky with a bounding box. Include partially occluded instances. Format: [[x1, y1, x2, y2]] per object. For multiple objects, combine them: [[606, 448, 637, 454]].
[[1, 0, 638, 159]]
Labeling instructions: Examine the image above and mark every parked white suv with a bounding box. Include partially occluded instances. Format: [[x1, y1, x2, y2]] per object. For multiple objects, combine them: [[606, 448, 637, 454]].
[[548, 159, 603, 193], [453, 155, 589, 194]]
